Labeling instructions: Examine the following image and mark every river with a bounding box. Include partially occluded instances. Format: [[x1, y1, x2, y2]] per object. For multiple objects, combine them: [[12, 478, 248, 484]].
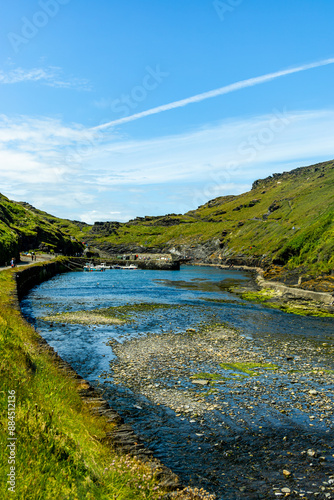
[[21, 266, 334, 499]]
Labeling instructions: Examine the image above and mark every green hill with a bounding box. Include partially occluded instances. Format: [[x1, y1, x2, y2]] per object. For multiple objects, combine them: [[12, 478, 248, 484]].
[[1, 159, 333, 277], [81, 159, 334, 275], [0, 195, 84, 264]]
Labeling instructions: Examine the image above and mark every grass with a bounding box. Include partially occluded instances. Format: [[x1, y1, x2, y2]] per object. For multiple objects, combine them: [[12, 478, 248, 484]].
[[2, 160, 334, 278], [0, 269, 216, 499], [240, 289, 334, 317], [219, 362, 278, 377], [0, 194, 83, 265]]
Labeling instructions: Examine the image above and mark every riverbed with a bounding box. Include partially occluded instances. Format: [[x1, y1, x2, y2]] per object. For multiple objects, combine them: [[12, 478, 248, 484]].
[[21, 266, 334, 499]]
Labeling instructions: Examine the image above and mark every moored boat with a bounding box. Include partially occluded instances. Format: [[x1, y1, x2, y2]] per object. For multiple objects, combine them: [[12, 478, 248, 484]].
[[83, 263, 106, 272]]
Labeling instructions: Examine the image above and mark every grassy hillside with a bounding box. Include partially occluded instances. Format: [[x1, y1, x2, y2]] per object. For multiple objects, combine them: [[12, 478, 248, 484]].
[[0, 195, 84, 264], [81, 160, 334, 274], [1, 159, 333, 274]]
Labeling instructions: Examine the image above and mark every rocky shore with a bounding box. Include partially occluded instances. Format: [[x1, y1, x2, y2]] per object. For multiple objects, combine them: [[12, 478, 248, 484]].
[[107, 323, 334, 499], [190, 263, 334, 316]]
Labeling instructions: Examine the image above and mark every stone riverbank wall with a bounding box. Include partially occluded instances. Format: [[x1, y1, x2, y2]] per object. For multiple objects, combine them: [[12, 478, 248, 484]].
[[12, 259, 182, 494], [15, 259, 70, 300]]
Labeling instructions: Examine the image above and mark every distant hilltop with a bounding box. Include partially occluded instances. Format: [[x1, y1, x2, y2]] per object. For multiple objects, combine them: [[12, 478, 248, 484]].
[[251, 160, 329, 190], [0, 160, 333, 281]]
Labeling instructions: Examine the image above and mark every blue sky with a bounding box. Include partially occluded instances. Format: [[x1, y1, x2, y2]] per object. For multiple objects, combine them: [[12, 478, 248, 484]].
[[0, 0, 334, 222]]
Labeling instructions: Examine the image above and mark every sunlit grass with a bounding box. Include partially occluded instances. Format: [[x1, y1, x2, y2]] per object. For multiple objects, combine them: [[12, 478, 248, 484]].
[[219, 362, 278, 377], [0, 269, 176, 499]]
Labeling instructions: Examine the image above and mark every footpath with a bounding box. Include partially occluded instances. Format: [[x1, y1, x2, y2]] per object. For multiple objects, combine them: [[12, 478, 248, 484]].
[[0, 254, 54, 272]]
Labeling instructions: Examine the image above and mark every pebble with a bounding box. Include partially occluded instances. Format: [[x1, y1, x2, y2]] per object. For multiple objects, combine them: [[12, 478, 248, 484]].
[[107, 322, 334, 499]]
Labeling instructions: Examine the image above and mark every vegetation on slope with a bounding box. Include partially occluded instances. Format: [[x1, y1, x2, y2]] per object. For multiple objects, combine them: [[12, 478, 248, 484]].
[[0, 195, 84, 264], [1, 159, 333, 275], [81, 159, 334, 274]]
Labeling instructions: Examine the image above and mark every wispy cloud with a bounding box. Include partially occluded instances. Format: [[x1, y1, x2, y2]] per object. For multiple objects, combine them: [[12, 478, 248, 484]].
[[0, 108, 333, 221], [93, 57, 334, 130], [0, 66, 91, 90]]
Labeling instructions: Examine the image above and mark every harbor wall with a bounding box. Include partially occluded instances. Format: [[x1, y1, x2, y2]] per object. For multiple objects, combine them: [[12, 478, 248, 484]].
[[15, 259, 70, 300]]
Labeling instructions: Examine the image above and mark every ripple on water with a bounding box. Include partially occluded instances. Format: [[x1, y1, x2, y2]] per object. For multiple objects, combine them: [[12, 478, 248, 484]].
[[21, 266, 334, 499]]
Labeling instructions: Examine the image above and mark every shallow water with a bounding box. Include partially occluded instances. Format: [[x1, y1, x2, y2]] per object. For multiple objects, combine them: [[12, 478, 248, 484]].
[[21, 266, 334, 499]]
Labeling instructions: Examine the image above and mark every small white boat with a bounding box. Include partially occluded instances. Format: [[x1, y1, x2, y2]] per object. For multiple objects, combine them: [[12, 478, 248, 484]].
[[97, 262, 111, 269], [111, 264, 138, 270], [83, 263, 106, 272]]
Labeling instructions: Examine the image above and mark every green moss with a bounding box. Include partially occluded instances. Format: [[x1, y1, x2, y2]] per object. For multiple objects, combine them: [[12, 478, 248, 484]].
[[240, 290, 276, 303], [199, 297, 246, 305], [219, 362, 278, 377], [240, 288, 334, 317], [268, 303, 334, 317]]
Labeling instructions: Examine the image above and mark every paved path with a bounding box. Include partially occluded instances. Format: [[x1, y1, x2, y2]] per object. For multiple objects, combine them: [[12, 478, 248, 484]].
[[0, 255, 54, 272]]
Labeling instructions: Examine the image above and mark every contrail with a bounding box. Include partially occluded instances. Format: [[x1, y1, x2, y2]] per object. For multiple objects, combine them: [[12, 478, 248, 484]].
[[92, 58, 334, 131]]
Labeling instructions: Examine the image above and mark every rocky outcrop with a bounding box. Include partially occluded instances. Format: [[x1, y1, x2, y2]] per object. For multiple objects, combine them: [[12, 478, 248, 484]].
[[137, 260, 180, 271], [251, 160, 333, 190], [96, 242, 166, 256], [232, 199, 261, 211], [168, 238, 221, 261], [90, 221, 120, 236]]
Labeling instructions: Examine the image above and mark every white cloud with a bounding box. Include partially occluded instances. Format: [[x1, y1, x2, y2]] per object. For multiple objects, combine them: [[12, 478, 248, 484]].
[[78, 210, 123, 224], [0, 66, 91, 90], [0, 108, 333, 222]]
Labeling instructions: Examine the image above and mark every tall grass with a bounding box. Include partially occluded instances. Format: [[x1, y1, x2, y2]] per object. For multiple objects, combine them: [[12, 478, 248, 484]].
[[0, 269, 168, 499], [0, 268, 216, 499]]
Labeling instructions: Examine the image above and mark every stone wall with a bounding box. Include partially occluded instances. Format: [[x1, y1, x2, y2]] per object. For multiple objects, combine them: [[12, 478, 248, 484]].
[[15, 259, 70, 300]]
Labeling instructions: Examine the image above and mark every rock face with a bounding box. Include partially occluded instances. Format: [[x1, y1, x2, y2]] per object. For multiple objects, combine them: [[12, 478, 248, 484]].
[[167, 239, 270, 268], [93, 238, 270, 269], [97, 242, 166, 256], [168, 238, 221, 261], [90, 221, 120, 236]]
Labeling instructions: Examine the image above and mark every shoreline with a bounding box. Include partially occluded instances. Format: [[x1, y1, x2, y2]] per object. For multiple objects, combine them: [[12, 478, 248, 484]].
[[190, 261, 334, 311]]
